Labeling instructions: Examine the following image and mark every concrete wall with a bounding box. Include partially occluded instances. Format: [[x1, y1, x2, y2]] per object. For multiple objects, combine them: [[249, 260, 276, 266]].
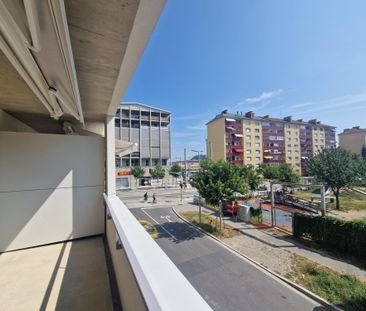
[[339, 132, 366, 155], [0, 110, 36, 133], [0, 132, 105, 252], [106, 213, 146, 311], [207, 118, 226, 161]]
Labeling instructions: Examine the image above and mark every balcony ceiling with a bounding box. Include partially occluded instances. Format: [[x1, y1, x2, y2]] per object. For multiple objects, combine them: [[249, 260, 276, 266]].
[[0, 0, 165, 133]]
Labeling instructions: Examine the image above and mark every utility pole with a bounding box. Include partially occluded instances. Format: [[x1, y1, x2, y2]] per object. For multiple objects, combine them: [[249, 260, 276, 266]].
[[320, 185, 326, 216], [184, 148, 187, 182], [270, 181, 275, 227]]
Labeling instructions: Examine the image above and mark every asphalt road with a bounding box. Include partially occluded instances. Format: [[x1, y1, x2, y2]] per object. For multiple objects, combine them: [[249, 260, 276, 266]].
[[128, 204, 325, 311]]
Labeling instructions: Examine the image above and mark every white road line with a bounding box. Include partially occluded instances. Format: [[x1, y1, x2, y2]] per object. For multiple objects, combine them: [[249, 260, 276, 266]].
[[141, 209, 177, 240]]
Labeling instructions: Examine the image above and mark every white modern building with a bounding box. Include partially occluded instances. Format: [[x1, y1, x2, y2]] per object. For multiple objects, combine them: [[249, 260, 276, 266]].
[[0, 1, 211, 310]]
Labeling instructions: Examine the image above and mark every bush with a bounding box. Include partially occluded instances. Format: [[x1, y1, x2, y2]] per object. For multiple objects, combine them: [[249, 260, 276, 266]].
[[293, 213, 366, 259]]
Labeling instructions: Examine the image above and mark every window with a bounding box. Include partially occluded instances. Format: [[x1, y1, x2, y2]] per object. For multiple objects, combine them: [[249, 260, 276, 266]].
[[246, 135, 251, 140], [246, 120, 251, 125], [246, 150, 252, 154], [256, 157, 260, 161], [320, 139, 324, 143], [287, 144, 291, 147], [255, 142, 260, 147], [295, 156, 299, 160], [246, 128, 251, 133], [287, 137, 291, 141], [255, 150, 260, 154], [246, 142, 251, 147], [294, 144, 299, 148], [115, 157, 121, 167], [288, 156, 292, 160], [115, 119, 120, 127], [255, 136, 260, 140], [315, 139, 318, 143], [255, 128, 260, 133], [122, 158, 130, 167], [255, 121, 261, 126], [286, 131, 291, 135], [294, 138, 298, 142], [246, 157, 252, 161], [162, 159, 167, 166], [295, 150, 299, 154]]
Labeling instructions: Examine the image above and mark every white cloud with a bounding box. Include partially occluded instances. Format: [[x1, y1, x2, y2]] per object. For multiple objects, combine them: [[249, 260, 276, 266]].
[[291, 91, 366, 115], [186, 124, 206, 131], [236, 89, 283, 107]]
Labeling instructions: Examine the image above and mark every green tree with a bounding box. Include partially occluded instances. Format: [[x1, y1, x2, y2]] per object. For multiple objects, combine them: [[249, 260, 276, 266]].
[[278, 163, 300, 183], [191, 160, 250, 205], [258, 163, 281, 180], [151, 164, 165, 179], [130, 167, 144, 187], [306, 147, 359, 210], [258, 163, 299, 183], [239, 164, 262, 191], [169, 163, 182, 178]]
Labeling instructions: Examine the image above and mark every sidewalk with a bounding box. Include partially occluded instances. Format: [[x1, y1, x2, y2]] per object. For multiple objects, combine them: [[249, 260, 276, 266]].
[[175, 202, 366, 281]]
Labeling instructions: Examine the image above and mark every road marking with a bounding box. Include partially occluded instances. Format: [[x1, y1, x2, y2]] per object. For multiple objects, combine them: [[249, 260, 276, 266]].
[[141, 209, 177, 241]]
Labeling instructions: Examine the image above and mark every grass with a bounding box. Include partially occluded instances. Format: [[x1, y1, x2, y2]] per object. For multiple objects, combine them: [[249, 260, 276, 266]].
[[294, 188, 366, 211], [180, 211, 239, 239], [287, 254, 366, 311]]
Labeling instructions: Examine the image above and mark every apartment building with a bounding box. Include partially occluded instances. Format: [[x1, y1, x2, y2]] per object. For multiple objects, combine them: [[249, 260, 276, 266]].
[[115, 103, 171, 188], [0, 1, 210, 310], [207, 110, 336, 174], [339, 126, 366, 155]]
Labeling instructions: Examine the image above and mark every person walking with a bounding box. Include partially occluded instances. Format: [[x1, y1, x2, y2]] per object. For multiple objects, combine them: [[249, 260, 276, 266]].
[[144, 192, 148, 202], [153, 193, 156, 204]]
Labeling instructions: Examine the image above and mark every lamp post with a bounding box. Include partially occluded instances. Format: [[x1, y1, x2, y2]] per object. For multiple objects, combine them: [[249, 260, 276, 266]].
[[192, 149, 204, 223]]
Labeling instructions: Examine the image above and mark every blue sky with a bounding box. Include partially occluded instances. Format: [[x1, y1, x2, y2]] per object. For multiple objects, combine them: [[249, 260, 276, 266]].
[[123, 0, 366, 160]]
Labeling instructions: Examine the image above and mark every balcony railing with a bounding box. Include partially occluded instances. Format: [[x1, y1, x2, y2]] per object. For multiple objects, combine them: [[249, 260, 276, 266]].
[[103, 194, 212, 311]]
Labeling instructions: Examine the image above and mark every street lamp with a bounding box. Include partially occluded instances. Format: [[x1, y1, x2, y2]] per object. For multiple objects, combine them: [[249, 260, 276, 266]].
[[191, 149, 204, 162]]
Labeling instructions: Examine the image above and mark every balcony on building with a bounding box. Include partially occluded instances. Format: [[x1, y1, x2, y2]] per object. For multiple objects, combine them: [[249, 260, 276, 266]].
[[0, 1, 211, 311]]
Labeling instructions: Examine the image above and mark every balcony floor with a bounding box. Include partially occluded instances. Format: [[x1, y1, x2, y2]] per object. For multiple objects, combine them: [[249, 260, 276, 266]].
[[0, 237, 113, 311]]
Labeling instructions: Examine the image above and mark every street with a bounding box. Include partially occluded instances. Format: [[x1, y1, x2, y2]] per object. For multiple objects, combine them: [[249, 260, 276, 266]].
[[118, 188, 325, 311]]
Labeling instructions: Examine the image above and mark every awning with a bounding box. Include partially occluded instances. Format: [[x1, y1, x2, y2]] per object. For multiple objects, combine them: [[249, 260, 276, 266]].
[[234, 148, 243, 153], [226, 126, 235, 130], [226, 118, 236, 122], [115, 139, 138, 157], [234, 134, 243, 138], [264, 156, 273, 159]]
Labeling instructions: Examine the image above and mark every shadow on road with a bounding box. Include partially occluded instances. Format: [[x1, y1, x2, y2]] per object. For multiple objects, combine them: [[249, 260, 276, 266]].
[[154, 221, 205, 244]]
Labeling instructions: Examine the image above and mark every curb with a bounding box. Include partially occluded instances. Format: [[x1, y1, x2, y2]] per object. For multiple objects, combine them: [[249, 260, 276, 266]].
[[172, 207, 343, 311]]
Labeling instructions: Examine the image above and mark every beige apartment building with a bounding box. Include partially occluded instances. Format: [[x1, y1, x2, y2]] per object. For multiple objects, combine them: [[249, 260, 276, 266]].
[[207, 110, 336, 174], [339, 126, 366, 155]]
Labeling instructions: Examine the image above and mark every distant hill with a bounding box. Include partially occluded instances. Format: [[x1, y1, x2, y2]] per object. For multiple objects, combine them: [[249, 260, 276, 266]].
[[191, 154, 206, 161]]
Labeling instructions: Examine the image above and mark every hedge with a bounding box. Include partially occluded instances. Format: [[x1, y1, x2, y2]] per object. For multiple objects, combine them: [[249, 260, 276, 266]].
[[293, 213, 366, 259]]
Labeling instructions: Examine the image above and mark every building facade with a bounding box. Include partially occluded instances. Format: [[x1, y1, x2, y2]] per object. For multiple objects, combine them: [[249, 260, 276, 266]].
[[339, 126, 366, 156], [207, 111, 336, 174], [115, 103, 171, 188]]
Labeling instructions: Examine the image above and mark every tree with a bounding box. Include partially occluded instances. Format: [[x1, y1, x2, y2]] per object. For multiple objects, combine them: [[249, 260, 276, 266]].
[[258, 163, 281, 180], [258, 163, 300, 183], [191, 160, 251, 205], [239, 164, 262, 191], [278, 163, 300, 183], [306, 147, 359, 210], [150, 164, 165, 179], [169, 163, 182, 178], [130, 167, 144, 187]]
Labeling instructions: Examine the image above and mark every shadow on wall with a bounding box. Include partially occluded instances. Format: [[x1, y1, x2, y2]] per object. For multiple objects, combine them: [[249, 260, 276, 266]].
[[0, 132, 105, 252]]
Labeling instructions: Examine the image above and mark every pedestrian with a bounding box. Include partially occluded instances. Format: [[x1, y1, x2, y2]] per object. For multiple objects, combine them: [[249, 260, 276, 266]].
[[153, 193, 156, 204], [179, 181, 183, 189], [183, 181, 187, 189], [144, 192, 148, 202]]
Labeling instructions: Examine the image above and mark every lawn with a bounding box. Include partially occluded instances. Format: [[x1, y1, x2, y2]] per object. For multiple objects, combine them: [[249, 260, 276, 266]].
[[287, 254, 366, 311], [294, 188, 366, 211], [180, 211, 239, 239]]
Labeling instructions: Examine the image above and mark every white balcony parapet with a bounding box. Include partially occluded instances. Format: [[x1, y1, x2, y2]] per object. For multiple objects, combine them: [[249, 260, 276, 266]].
[[103, 194, 212, 311]]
